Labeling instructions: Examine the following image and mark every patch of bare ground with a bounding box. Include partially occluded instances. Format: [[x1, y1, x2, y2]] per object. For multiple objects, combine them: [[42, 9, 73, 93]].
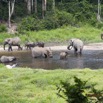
[[0, 43, 103, 52]]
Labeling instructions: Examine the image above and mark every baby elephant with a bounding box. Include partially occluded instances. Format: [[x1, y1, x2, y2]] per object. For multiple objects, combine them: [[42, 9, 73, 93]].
[[25, 42, 35, 50], [32, 47, 53, 58], [0, 55, 16, 63], [25, 42, 45, 50], [60, 51, 68, 59], [36, 42, 45, 47]]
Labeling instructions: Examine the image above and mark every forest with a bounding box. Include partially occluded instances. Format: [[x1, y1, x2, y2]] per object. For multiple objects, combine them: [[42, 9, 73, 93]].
[[0, 0, 103, 32]]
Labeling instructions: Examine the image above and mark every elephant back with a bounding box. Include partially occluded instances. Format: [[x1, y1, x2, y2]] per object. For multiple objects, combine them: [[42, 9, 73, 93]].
[[74, 39, 83, 46], [32, 47, 53, 58], [0, 56, 16, 63], [11, 37, 21, 45]]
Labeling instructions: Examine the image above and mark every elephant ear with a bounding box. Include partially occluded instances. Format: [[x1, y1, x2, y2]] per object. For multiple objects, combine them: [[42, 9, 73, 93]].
[[70, 39, 74, 46]]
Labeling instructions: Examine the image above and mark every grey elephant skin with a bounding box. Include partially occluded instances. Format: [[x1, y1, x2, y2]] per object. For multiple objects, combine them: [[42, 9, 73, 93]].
[[4, 37, 22, 51], [32, 47, 53, 58], [67, 38, 84, 54], [25, 41, 44, 50], [0, 56, 16, 63], [60, 51, 68, 59]]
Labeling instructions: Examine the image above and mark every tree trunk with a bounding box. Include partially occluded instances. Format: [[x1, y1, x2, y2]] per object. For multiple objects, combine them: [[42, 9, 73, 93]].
[[52, 0, 55, 11], [27, 0, 31, 14], [8, 0, 15, 28], [34, 0, 37, 13], [42, 0, 47, 19], [31, 0, 33, 13]]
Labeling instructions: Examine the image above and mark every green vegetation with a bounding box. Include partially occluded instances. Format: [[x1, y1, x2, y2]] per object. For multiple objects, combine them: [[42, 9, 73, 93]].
[[0, 25, 102, 45], [57, 76, 103, 103], [0, 64, 103, 103]]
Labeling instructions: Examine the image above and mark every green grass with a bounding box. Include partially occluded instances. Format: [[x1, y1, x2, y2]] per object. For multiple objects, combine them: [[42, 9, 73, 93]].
[[0, 25, 102, 45], [0, 64, 103, 103]]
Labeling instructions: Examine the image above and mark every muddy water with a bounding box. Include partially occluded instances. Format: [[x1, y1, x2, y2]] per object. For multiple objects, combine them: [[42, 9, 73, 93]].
[[0, 49, 103, 69]]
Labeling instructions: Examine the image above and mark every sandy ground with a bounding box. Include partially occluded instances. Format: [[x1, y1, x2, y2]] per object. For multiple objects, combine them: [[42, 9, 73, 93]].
[[0, 43, 103, 52], [48, 43, 103, 51]]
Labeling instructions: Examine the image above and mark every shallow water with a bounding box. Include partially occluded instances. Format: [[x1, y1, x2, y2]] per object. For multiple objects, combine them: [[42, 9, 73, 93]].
[[0, 49, 103, 69]]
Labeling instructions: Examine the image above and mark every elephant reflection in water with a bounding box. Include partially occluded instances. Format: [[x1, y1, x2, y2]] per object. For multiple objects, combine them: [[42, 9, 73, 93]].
[[4, 37, 22, 51]]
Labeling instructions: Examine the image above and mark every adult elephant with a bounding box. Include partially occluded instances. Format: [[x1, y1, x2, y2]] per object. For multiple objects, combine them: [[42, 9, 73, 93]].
[[67, 38, 84, 54], [32, 47, 53, 58], [4, 37, 22, 51], [0, 55, 16, 63]]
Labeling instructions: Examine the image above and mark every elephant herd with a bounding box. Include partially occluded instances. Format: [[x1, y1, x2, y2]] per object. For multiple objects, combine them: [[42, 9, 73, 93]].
[[0, 37, 84, 63]]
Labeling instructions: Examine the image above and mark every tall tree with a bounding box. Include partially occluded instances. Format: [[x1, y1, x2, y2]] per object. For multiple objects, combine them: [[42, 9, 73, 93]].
[[52, 0, 55, 11], [27, 0, 31, 14], [34, 0, 37, 13], [42, 0, 47, 19], [8, 0, 15, 28]]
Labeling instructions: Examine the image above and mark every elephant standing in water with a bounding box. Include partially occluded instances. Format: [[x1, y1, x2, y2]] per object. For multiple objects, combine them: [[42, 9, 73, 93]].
[[4, 37, 22, 51], [0, 56, 16, 63], [60, 51, 68, 59], [67, 38, 84, 54], [32, 47, 53, 58]]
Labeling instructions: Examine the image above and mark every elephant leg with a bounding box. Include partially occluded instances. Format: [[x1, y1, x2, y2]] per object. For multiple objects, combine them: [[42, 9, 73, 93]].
[[18, 45, 22, 50], [79, 48, 82, 54], [74, 47, 77, 54], [29, 46, 31, 50], [8, 45, 12, 51]]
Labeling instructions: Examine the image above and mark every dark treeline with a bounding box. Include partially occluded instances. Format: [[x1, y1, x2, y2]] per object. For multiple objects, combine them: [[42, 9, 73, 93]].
[[0, 0, 103, 31]]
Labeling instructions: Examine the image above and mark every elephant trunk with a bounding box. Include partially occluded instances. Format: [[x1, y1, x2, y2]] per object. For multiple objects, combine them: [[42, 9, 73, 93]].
[[67, 45, 72, 50], [4, 42, 7, 50]]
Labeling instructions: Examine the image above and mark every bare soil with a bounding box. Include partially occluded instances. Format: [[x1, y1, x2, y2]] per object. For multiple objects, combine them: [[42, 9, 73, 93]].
[[0, 42, 103, 52]]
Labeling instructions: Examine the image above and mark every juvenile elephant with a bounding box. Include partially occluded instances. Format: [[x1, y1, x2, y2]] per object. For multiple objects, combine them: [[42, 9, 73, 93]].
[[25, 41, 44, 50], [4, 37, 22, 51], [32, 47, 53, 58], [60, 51, 68, 59], [0, 55, 16, 63], [25, 42, 35, 50], [67, 38, 84, 54]]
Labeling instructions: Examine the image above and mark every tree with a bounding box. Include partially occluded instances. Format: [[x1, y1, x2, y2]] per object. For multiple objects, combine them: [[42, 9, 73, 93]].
[[8, 0, 15, 28], [2, 0, 15, 28], [42, 0, 47, 19], [34, 0, 37, 13], [52, 0, 55, 11]]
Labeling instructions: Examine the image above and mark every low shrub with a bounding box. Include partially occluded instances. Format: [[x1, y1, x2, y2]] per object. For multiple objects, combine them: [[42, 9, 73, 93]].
[[57, 76, 103, 103], [18, 10, 75, 32], [0, 24, 7, 32]]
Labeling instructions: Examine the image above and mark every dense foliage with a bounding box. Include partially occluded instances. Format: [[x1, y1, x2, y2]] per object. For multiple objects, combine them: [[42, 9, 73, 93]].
[[0, 0, 103, 31]]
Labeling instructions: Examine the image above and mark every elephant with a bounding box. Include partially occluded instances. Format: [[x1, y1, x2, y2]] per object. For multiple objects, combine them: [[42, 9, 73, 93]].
[[101, 33, 103, 40], [67, 38, 84, 54], [25, 41, 45, 50], [0, 55, 16, 63], [60, 51, 68, 59], [25, 42, 36, 50], [31, 46, 53, 58], [4, 37, 22, 51]]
